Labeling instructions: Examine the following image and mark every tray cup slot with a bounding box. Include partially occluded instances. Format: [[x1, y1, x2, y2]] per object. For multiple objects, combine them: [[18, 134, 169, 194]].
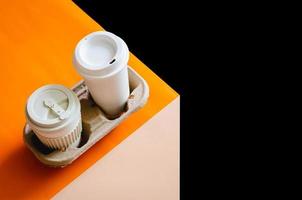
[[77, 125, 89, 148], [30, 131, 55, 155]]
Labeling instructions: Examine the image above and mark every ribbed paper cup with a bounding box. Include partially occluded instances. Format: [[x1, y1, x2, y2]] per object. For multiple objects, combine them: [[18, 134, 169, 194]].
[[25, 84, 82, 150]]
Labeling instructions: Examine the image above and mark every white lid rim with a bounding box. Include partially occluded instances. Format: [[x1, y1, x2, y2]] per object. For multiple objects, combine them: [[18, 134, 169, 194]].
[[26, 97, 80, 130], [28, 110, 81, 139], [26, 84, 79, 128], [73, 31, 129, 78]]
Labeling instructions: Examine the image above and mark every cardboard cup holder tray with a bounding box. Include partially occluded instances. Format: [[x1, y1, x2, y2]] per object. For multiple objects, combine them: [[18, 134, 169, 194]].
[[23, 67, 149, 167]]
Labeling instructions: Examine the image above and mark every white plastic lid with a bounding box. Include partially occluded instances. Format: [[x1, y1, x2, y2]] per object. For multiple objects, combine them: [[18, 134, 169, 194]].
[[73, 31, 129, 78], [26, 84, 79, 128]]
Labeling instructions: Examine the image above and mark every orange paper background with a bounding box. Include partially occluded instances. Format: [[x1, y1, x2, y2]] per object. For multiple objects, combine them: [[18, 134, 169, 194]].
[[0, 0, 178, 199]]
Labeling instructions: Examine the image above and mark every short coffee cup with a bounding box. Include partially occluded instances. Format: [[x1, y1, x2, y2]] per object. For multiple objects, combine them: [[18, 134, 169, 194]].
[[25, 84, 82, 150]]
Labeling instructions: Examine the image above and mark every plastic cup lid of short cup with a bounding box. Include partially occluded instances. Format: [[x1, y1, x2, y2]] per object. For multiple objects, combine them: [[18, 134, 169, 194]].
[[73, 31, 129, 78], [26, 84, 78, 128]]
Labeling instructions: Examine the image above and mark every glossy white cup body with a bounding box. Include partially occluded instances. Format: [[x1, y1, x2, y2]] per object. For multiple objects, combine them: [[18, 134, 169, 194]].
[[73, 31, 130, 117]]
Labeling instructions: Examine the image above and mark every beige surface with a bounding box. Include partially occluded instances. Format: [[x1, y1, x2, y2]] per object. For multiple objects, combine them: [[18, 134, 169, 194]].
[[52, 97, 179, 200]]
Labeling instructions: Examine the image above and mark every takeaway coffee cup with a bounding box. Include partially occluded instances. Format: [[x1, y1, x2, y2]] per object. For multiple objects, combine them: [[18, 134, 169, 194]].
[[73, 31, 130, 117], [25, 84, 82, 150]]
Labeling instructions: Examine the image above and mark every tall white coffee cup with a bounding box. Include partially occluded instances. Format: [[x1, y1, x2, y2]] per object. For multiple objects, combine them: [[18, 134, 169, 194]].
[[73, 31, 130, 117]]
